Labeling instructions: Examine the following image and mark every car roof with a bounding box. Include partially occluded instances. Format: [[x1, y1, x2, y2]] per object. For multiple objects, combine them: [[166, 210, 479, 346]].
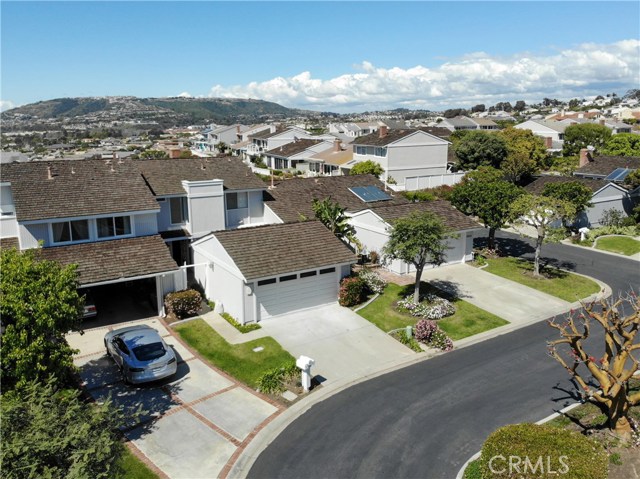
[[111, 325, 162, 346]]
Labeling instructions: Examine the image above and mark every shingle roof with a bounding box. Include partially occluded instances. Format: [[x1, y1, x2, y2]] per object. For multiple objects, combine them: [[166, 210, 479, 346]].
[[370, 201, 481, 231], [574, 156, 640, 177], [212, 221, 356, 281], [444, 116, 477, 128], [352, 128, 444, 147], [530, 120, 569, 133], [524, 176, 605, 194], [265, 139, 324, 158], [39, 235, 178, 285], [310, 147, 353, 166], [137, 157, 265, 196], [0, 159, 159, 222], [264, 174, 409, 223], [0, 237, 19, 250]]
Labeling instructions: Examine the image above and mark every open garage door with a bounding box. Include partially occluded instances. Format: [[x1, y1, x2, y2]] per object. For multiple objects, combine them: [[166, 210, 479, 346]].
[[255, 267, 339, 320]]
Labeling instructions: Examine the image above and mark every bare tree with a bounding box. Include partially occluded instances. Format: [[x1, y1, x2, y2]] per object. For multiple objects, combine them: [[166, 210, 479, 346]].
[[547, 293, 640, 438]]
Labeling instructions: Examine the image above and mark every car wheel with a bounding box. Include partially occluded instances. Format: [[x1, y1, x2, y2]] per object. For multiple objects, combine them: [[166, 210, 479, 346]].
[[121, 369, 131, 385]]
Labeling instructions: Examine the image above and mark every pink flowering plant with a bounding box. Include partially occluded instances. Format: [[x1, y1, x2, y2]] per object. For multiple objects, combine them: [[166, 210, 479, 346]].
[[396, 293, 455, 320], [413, 319, 454, 352]]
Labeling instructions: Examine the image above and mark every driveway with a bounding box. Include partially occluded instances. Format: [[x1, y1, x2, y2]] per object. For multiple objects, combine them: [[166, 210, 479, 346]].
[[67, 318, 282, 479], [258, 304, 416, 386]]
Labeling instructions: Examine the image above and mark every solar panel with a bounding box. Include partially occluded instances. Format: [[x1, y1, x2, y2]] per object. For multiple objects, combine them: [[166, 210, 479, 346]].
[[605, 168, 632, 182], [349, 186, 391, 202]]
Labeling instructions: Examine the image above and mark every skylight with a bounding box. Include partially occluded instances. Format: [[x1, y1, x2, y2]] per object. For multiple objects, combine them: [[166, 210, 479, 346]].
[[349, 186, 391, 202]]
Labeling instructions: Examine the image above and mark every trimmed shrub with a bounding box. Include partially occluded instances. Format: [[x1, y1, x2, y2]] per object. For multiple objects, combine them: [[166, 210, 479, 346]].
[[587, 225, 639, 241], [358, 269, 387, 294], [478, 423, 608, 479], [414, 319, 438, 342], [221, 312, 261, 333], [164, 289, 202, 319], [338, 276, 367, 307]]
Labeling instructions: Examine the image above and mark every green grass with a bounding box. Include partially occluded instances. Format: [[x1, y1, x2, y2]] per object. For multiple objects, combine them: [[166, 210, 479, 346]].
[[594, 236, 640, 256], [482, 257, 600, 302], [118, 447, 158, 479], [174, 319, 294, 388], [357, 282, 508, 341]]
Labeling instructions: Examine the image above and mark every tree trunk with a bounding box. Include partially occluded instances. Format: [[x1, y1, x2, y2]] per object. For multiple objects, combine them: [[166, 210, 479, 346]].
[[610, 391, 633, 439], [488, 227, 496, 250], [533, 228, 544, 277], [413, 265, 424, 304]]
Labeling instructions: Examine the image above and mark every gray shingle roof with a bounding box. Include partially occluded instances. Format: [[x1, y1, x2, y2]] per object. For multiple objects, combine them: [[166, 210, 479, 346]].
[[137, 157, 265, 196], [1, 159, 159, 222], [524, 176, 605, 194], [370, 201, 481, 231], [352, 129, 421, 147], [212, 221, 356, 281], [264, 175, 409, 223], [574, 155, 640, 177], [39, 235, 178, 285], [265, 139, 324, 158]]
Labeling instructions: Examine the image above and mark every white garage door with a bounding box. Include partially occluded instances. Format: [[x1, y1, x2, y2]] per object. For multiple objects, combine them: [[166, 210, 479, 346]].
[[256, 267, 338, 320]]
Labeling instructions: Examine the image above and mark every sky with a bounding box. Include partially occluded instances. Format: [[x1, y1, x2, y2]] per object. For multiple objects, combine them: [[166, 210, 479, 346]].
[[1, 1, 639, 113]]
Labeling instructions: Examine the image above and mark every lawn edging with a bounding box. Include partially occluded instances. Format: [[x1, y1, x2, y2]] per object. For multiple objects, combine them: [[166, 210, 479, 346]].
[[561, 237, 640, 261]]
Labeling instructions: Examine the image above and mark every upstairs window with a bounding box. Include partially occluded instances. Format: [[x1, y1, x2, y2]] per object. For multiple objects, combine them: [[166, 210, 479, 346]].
[[52, 220, 89, 243], [227, 192, 248, 210], [97, 216, 131, 238], [170, 197, 189, 224]]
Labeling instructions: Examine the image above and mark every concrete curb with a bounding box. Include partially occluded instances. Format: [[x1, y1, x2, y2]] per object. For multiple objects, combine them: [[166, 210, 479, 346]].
[[560, 237, 640, 262]]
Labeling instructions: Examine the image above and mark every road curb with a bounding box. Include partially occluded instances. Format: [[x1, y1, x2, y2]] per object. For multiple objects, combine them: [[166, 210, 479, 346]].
[[560, 237, 640, 262]]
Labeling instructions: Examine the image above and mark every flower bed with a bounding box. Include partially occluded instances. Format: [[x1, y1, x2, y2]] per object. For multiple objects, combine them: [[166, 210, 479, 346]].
[[396, 293, 455, 319]]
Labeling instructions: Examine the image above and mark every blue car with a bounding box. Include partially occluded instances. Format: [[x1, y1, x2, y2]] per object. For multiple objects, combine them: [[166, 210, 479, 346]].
[[104, 325, 177, 384]]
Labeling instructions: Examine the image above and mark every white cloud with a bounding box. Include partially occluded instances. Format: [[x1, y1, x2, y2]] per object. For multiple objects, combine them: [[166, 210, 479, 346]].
[[0, 100, 16, 112], [177, 91, 193, 98], [207, 40, 639, 112]]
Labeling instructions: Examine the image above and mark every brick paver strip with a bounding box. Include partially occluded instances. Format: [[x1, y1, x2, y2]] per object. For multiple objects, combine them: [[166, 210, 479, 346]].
[[125, 440, 169, 479]]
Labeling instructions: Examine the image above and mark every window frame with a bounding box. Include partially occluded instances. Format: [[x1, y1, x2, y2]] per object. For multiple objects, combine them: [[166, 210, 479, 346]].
[[169, 197, 189, 225], [96, 215, 132, 239], [50, 219, 90, 244]]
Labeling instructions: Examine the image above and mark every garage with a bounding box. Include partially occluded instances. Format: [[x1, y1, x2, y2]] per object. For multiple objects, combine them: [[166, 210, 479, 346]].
[[192, 222, 357, 325], [255, 266, 338, 320]]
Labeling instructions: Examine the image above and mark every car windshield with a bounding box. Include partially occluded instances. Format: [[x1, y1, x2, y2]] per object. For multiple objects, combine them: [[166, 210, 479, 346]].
[[132, 342, 166, 362]]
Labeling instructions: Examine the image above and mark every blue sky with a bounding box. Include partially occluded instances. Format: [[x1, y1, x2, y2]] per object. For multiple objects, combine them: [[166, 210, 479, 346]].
[[2, 1, 639, 112]]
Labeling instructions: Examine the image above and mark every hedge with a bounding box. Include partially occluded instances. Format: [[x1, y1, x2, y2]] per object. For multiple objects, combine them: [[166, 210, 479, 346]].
[[164, 289, 202, 319]]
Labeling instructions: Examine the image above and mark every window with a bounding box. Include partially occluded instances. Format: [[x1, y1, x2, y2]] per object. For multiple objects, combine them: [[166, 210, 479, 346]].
[[355, 146, 366, 155], [374, 147, 387, 157], [227, 192, 248, 210], [170, 197, 189, 224], [258, 278, 277, 286], [52, 220, 89, 243], [97, 216, 131, 238], [279, 274, 297, 282], [319, 267, 336, 275], [300, 271, 317, 278]]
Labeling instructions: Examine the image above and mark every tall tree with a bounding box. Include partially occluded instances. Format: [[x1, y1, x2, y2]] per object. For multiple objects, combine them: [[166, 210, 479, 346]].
[[562, 123, 612, 156], [1, 379, 126, 479], [349, 160, 384, 178], [602, 133, 640, 156], [312, 197, 356, 243], [497, 127, 549, 183], [382, 211, 451, 303], [1, 248, 83, 389], [453, 131, 508, 170], [450, 167, 524, 249], [510, 195, 576, 276], [513, 100, 526, 112], [541, 181, 593, 221], [547, 294, 640, 438]]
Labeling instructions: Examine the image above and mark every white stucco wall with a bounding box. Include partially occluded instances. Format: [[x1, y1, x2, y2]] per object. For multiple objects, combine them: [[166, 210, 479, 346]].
[[183, 180, 225, 237]]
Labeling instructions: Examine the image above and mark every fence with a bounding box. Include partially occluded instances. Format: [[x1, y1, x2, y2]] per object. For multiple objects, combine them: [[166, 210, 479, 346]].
[[404, 172, 466, 191]]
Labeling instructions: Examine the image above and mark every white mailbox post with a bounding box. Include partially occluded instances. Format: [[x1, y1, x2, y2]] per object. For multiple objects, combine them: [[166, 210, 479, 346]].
[[579, 227, 590, 242], [296, 355, 315, 393]]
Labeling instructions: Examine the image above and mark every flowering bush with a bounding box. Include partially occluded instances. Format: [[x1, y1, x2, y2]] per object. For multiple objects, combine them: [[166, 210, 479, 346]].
[[164, 289, 202, 319], [338, 276, 367, 307], [414, 319, 438, 342], [429, 328, 454, 352], [396, 293, 455, 319], [358, 269, 387, 294]]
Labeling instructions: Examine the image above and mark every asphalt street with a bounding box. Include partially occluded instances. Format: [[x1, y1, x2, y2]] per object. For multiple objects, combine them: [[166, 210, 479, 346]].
[[248, 232, 639, 479]]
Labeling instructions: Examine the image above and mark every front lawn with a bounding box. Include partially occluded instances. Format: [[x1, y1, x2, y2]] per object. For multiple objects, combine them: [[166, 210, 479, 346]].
[[482, 257, 600, 302], [594, 236, 640, 256], [357, 282, 507, 341], [174, 319, 294, 388], [118, 447, 158, 479]]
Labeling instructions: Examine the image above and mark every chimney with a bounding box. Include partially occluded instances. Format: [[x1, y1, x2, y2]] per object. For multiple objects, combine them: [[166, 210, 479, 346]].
[[579, 148, 592, 168], [599, 119, 605, 126], [545, 137, 553, 148], [236, 125, 241, 134], [379, 125, 388, 138], [333, 138, 341, 152]]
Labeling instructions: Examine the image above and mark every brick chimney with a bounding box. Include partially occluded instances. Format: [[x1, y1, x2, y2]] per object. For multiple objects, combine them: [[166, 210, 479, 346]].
[[545, 137, 553, 148], [579, 148, 592, 168], [599, 119, 606, 126], [169, 148, 181, 159], [378, 125, 388, 138], [333, 138, 341, 152]]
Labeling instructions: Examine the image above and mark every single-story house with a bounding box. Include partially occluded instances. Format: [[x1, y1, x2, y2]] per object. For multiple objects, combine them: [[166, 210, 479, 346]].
[[191, 221, 356, 323]]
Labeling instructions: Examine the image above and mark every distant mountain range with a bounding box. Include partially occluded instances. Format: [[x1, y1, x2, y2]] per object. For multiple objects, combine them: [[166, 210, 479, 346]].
[[1, 96, 324, 132]]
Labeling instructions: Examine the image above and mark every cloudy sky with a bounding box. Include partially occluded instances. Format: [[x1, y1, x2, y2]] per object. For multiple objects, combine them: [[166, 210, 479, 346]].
[[2, 1, 639, 113]]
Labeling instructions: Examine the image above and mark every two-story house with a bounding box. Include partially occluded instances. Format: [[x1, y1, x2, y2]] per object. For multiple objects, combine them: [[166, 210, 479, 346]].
[[440, 116, 498, 132], [0, 159, 181, 316], [263, 138, 335, 171], [514, 120, 569, 151]]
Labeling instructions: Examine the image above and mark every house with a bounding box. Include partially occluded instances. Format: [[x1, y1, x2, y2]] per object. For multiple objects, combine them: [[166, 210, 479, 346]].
[[328, 122, 379, 138], [0, 159, 181, 315], [245, 126, 313, 161], [263, 138, 334, 171], [350, 126, 460, 190], [514, 120, 569, 151], [191, 221, 356, 323], [574, 150, 640, 181], [439, 116, 498, 132], [194, 124, 249, 154], [308, 139, 354, 176], [136, 157, 280, 264]]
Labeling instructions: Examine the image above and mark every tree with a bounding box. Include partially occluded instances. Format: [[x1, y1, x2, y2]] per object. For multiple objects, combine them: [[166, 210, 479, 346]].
[[547, 293, 640, 438], [1, 379, 126, 478], [216, 141, 229, 154], [626, 169, 640, 190], [1, 248, 83, 389], [382, 211, 451, 303], [471, 104, 485, 113], [450, 167, 523, 249], [349, 160, 384, 178], [541, 181, 593, 219], [179, 150, 194, 159], [496, 127, 549, 183], [312, 197, 356, 243], [562, 123, 612, 156], [602, 133, 640, 156], [140, 149, 169, 159], [510, 195, 576, 276], [513, 100, 526, 112], [453, 131, 508, 170]]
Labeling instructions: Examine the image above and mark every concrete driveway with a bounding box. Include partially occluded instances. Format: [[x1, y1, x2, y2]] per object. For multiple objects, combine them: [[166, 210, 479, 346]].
[[258, 304, 416, 386], [67, 318, 282, 479]]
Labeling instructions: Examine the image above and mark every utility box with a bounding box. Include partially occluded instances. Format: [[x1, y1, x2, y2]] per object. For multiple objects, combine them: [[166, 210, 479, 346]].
[[296, 355, 315, 392]]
